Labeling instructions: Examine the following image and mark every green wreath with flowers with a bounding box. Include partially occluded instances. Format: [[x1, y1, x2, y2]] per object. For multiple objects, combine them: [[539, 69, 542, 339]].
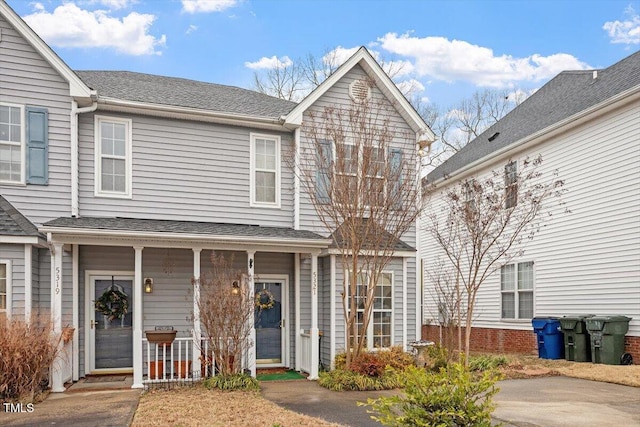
[[255, 289, 275, 310], [95, 288, 129, 321]]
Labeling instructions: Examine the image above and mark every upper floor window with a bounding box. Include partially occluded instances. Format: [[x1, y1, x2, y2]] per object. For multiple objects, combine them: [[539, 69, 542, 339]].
[[95, 116, 132, 198], [505, 161, 518, 209], [250, 133, 281, 207], [501, 261, 534, 319], [348, 271, 393, 349], [0, 104, 24, 184]]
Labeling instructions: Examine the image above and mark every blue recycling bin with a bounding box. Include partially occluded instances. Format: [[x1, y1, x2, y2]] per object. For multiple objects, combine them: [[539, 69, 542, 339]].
[[532, 317, 564, 359]]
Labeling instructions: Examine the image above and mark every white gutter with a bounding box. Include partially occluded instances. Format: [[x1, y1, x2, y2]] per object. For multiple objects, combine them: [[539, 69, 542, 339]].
[[71, 100, 98, 217], [97, 97, 287, 131], [294, 127, 301, 230], [38, 226, 332, 248], [429, 84, 640, 187]]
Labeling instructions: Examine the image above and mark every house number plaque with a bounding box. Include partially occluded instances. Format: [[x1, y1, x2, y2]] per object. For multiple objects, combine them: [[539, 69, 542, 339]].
[[312, 271, 317, 296], [55, 266, 61, 294]]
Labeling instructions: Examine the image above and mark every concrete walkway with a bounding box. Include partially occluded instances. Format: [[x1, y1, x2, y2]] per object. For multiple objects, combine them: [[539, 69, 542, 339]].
[[261, 377, 640, 427]]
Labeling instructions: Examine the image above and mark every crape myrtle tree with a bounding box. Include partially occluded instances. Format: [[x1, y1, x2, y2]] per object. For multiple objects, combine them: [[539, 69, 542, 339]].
[[195, 252, 254, 376], [293, 79, 427, 368], [424, 155, 567, 364]]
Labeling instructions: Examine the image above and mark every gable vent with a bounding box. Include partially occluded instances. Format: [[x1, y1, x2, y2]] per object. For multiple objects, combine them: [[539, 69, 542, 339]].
[[349, 79, 371, 103]]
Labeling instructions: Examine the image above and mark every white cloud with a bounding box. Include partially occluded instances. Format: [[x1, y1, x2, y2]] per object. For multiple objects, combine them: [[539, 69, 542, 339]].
[[23, 3, 166, 56], [186, 24, 198, 35], [322, 46, 359, 67], [89, 0, 135, 10], [603, 6, 640, 45], [396, 78, 425, 97], [244, 55, 293, 70], [378, 32, 590, 87], [182, 0, 239, 14]]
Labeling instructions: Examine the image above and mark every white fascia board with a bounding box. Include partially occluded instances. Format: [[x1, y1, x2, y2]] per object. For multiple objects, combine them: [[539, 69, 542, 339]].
[[429, 84, 640, 188], [0, 235, 45, 245], [324, 248, 416, 258], [0, 2, 93, 99], [96, 98, 288, 132], [38, 226, 332, 249]]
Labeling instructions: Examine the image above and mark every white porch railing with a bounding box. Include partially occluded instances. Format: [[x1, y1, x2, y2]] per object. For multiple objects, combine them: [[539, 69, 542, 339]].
[[299, 330, 311, 374], [143, 337, 208, 383]]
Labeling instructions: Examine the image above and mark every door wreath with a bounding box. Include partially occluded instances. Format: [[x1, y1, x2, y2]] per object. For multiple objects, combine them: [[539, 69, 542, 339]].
[[254, 289, 275, 310], [95, 288, 129, 321]]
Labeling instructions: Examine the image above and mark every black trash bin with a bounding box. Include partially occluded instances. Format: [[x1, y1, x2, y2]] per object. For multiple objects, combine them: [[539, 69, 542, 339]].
[[585, 316, 632, 365], [560, 315, 594, 362], [532, 317, 564, 359]]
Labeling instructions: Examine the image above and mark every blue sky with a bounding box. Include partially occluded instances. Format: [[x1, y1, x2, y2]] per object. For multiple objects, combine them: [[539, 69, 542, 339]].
[[6, 0, 640, 107]]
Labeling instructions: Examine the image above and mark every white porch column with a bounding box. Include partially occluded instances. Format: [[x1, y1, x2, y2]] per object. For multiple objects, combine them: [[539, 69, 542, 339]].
[[402, 257, 408, 350], [24, 244, 32, 322], [50, 243, 64, 392], [309, 252, 319, 380], [329, 254, 336, 369], [294, 253, 301, 371], [192, 248, 202, 377], [247, 251, 256, 377], [72, 244, 79, 381], [132, 246, 144, 389]]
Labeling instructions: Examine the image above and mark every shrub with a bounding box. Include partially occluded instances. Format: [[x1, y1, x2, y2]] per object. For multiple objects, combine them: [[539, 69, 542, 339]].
[[469, 354, 510, 371], [334, 346, 415, 374], [0, 317, 62, 403], [374, 346, 415, 371], [318, 367, 402, 391], [425, 344, 450, 371], [350, 352, 387, 377], [203, 373, 260, 391], [365, 364, 502, 426]]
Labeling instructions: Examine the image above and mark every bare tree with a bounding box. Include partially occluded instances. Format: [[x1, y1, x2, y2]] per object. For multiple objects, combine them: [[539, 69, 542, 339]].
[[293, 83, 423, 367], [424, 155, 567, 364], [196, 252, 254, 376]]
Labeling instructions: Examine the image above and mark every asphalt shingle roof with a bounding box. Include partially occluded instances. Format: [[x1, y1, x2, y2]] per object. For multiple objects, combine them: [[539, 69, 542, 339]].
[[0, 196, 42, 237], [43, 216, 329, 242], [329, 218, 416, 252], [428, 50, 640, 182], [75, 71, 298, 119]]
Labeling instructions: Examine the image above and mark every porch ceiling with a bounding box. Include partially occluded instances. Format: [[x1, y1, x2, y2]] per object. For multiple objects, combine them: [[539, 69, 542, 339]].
[[40, 216, 331, 252]]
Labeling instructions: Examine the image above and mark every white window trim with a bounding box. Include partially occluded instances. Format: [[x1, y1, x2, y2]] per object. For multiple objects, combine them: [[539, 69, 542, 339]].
[[249, 133, 281, 208], [333, 141, 388, 209], [346, 270, 394, 350], [0, 103, 26, 185], [94, 115, 133, 199], [0, 260, 12, 319], [500, 260, 535, 321]]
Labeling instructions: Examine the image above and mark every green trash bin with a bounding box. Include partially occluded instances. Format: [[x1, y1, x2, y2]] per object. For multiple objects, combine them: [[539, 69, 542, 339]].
[[560, 315, 594, 362], [585, 316, 632, 365]]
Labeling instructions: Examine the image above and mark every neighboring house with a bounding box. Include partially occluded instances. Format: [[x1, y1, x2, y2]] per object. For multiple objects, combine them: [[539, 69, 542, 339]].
[[419, 51, 640, 362], [0, 1, 433, 391]]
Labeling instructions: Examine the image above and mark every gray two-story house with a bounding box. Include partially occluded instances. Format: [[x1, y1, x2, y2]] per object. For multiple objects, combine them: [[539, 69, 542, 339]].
[[0, 1, 433, 391]]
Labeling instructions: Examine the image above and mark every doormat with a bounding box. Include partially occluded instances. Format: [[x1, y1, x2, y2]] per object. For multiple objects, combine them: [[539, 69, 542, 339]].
[[256, 370, 306, 381], [84, 375, 127, 383]]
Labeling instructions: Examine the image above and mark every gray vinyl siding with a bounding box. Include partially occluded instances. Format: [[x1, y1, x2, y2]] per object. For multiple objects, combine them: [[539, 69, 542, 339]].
[[1, 244, 24, 318], [31, 246, 39, 308], [34, 247, 72, 324], [320, 256, 331, 367], [0, 15, 72, 225], [38, 249, 50, 311], [77, 112, 294, 227]]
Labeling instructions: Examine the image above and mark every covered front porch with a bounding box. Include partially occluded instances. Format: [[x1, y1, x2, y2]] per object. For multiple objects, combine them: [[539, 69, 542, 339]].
[[39, 216, 330, 391]]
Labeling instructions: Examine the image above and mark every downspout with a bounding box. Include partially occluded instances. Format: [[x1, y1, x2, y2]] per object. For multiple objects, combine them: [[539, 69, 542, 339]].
[[71, 100, 98, 217], [293, 127, 301, 230]]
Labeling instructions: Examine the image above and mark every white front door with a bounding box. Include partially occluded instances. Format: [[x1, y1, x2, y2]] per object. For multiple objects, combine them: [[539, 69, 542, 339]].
[[88, 274, 134, 373], [254, 278, 288, 367]]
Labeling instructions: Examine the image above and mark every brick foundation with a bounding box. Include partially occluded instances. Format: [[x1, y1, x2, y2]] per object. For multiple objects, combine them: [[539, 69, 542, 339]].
[[422, 325, 640, 364]]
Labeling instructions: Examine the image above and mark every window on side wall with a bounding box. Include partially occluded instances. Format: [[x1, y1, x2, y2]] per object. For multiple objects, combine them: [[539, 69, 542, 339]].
[[504, 161, 518, 209], [95, 116, 132, 198], [0, 262, 8, 321], [0, 104, 24, 184], [348, 271, 393, 349], [501, 261, 534, 319], [250, 133, 281, 207]]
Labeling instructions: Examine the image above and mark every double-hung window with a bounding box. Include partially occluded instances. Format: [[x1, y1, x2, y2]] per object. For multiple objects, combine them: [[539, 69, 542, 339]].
[[501, 261, 534, 319], [0, 262, 9, 321], [335, 142, 357, 196], [250, 133, 280, 207], [0, 104, 24, 184], [504, 161, 518, 209], [95, 116, 132, 198], [348, 271, 393, 348], [364, 146, 385, 207]]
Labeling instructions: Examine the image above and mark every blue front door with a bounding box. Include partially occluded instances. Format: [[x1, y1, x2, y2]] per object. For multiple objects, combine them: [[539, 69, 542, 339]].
[[255, 282, 283, 364]]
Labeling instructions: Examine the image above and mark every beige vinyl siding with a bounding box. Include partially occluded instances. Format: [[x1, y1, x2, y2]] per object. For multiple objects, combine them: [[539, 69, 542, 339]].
[[78, 112, 294, 227], [0, 15, 72, 225], [421, 95, 640, 337]]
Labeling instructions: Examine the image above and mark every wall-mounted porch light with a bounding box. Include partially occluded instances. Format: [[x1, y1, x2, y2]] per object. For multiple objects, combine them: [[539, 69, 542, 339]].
[[144, 278, 154, 293], [231, 280, 240, 295]]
